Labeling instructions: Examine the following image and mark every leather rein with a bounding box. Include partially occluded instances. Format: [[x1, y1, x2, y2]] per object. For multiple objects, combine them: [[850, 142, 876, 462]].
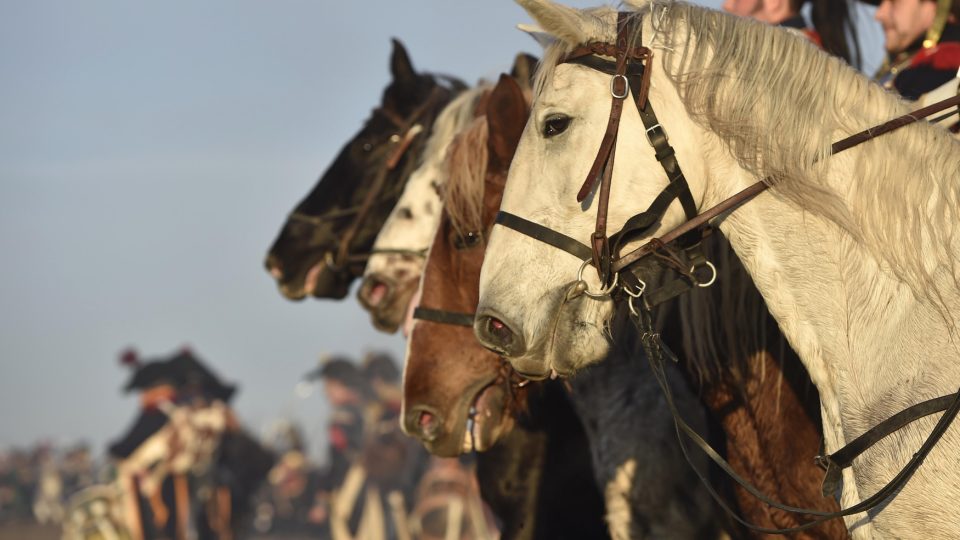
[[493, 11, 960, 533]]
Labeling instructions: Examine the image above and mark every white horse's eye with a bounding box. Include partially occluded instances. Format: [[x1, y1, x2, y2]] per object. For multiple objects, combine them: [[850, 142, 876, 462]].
[[542, 114, 571, 138]]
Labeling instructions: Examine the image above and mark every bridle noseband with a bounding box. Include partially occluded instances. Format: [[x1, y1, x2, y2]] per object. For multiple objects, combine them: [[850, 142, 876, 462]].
[[490, 10, 960, 534]]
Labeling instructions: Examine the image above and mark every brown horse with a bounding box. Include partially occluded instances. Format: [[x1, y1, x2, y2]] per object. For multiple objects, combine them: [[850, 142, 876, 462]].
[[403, 71, 847, 537]]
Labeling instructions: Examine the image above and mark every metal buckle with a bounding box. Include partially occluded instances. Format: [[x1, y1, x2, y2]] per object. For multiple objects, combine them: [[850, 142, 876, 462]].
[[645, 123, 668, 145], [610, 74, 629, 99], [577, 259, 619, 298], [324, 251, 344, 272], [623, 278, 647, 317]]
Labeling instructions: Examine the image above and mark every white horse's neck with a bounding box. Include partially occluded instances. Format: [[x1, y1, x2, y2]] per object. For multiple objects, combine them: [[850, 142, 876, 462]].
[[704, 132, 960, 537]]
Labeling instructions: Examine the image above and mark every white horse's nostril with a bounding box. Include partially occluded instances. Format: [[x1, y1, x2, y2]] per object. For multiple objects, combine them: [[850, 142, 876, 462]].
[[368, 282, 389, 307]]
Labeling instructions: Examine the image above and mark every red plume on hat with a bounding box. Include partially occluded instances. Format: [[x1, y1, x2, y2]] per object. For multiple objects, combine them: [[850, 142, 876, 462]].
[[119, 348, 140, 369]]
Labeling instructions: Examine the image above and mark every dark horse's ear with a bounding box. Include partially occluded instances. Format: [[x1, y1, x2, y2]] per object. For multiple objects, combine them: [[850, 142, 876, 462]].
[[389, 38, 418, 89], [509, 53, 539, 94], [487, 73, 529, 169]]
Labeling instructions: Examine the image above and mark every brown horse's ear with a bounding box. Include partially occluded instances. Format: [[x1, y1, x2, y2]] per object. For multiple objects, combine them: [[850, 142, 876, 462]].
[[487, 74, 530, 169], [509, 53, 540, 94], [389, 38, 418, 88]]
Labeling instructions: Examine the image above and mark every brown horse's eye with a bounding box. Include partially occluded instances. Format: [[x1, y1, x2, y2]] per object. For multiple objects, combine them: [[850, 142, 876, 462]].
[[453, 231, 482, 250], [543, 114, 571, 138], [361, 142, 374, 152]]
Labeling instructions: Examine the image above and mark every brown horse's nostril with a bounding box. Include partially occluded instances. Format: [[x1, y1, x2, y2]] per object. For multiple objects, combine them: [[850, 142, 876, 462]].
[[474, 313, 525, 358], [419, 411, 435, 429]]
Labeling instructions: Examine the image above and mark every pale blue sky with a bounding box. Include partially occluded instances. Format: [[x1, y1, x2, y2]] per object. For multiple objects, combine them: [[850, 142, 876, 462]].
[[0, 1, 880, 456]]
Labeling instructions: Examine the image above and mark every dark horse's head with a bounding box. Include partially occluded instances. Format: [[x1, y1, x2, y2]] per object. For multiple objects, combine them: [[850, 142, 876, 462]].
[[265, 39, 464, 300], [402, 74, 532, 457]]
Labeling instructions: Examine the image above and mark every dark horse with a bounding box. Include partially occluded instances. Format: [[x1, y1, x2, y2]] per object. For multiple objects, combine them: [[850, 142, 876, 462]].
[[264, 39, 464, 300]]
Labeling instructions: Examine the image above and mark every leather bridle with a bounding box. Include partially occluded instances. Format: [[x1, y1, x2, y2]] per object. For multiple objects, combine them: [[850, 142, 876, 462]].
[[288, 85, 450, 273], [492, 10, 960, 534]]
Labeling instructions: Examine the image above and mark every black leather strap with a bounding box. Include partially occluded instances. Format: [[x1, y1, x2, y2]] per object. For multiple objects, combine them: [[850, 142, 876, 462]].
[[818, 392, 960, 497], [413, 307, 475, 328], [495, 211, 593, 261], [632, 307, 960, 533]]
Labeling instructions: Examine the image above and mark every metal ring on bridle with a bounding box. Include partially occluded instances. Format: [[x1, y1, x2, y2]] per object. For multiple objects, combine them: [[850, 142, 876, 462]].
[[324, 251, 345, 272], [610, 74, 629, 99], [577, 259, 619, 298], [691, 260, 717, 288], [623, 277, 647, 317]]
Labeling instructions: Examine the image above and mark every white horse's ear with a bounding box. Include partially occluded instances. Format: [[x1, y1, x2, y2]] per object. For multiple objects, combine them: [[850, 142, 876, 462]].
[[517, 23, 556, 48], [515, 0, 610, 45]]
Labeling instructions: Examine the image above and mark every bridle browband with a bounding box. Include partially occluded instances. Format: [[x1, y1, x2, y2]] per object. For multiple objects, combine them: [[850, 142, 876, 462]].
[[493, 10, 960, 534], [287, 85, 450, 273]]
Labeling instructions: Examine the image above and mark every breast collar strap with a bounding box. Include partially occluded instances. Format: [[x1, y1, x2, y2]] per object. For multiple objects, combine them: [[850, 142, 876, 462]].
[[634, 306, 960, 534]]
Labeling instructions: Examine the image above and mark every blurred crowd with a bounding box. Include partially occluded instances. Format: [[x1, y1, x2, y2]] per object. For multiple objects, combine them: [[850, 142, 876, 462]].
[[256, 353, 495, 540], [0, 442, 100, 527], [0, 348, 495, 540]]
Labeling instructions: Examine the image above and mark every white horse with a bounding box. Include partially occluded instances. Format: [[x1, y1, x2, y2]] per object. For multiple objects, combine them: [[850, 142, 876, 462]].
[[358, 85, 490, 333], [475, 1, 960, 538]]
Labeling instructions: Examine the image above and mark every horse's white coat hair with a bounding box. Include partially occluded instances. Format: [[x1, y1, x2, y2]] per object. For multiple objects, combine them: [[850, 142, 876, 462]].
[[604, 459, 637, 540], [364, 84, 490, 286], [478, 1, 960, 537]]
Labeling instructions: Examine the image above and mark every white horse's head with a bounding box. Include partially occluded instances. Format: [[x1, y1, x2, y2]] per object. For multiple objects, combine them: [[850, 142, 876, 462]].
[[475, 0, 716, 378]]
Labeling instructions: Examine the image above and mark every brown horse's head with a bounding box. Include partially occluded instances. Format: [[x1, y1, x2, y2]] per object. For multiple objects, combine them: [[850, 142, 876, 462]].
[[402, 74, 531, 457]]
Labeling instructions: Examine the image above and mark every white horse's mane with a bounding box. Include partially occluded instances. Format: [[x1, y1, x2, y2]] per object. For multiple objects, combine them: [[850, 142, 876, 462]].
[[532, 0, 960, 309], [419, 84, 490, 173], [443, 115, 490, 237]]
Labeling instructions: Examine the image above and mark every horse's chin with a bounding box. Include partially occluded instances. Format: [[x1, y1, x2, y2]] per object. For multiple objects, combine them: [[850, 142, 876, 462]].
[[358, 276, 419, 334], [421, 379, 513, 458], [277, 282, 308, 301], [307, 264, 352, 300], [462, 383, 514, 453]]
